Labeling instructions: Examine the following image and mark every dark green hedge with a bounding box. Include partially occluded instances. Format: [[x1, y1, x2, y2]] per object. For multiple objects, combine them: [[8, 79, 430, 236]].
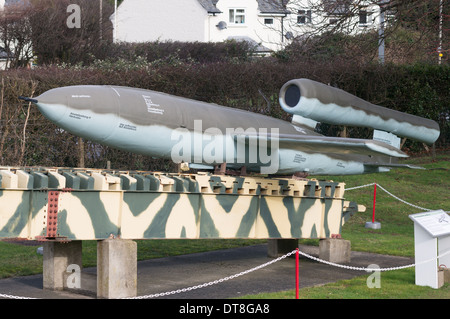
[[0, 60, 448, 170]]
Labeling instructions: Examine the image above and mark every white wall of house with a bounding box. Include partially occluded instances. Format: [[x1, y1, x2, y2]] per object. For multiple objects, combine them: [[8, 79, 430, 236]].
[[112, 0, 383, 52], [253, 14, 287, 51], [113, 0, 209, 43], [284, 0, 381, 38], [207, 0, 287, 51], [113, 0, 289, 52], [208, 0, 261, 43]]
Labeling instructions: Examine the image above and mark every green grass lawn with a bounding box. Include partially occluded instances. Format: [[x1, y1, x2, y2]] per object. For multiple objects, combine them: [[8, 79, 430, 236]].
[[243, 153, 450, 299], [0, 154, 448, 298], [241, 268, 450, 299], [331, 154, 449, 256], [0, 239, 267, 278]]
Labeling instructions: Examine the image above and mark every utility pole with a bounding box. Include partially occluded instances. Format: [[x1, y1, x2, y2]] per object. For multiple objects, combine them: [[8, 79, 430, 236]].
[[99, 0, 103, 40], [114, 0, 117, 42], [378, 1, 387, 64], [438, 0, 443, 65]]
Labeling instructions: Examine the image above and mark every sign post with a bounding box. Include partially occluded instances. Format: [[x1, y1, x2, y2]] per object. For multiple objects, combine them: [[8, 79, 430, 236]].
[[409, 210, 450, 289]]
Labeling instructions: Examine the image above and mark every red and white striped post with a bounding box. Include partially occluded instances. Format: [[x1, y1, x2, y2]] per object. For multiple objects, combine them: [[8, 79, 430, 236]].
[[372, 183, 377, 223], [365, 183, 381, 229]]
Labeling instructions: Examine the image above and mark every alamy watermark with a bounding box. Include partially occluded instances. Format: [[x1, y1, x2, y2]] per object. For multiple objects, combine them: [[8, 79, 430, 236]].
[[66, 264, 81, 289], [66, 4, 81, 29], [366, 264, 381, 288], [170, 120, 280, 174]]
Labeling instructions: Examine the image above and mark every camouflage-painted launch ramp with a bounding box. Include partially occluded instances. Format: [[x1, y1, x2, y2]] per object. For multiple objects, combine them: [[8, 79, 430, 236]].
[[0, 167, 364, 241]]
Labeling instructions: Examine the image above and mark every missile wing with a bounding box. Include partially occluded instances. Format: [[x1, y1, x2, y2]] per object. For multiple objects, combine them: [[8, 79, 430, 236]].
[[20, 79, 440, 176]]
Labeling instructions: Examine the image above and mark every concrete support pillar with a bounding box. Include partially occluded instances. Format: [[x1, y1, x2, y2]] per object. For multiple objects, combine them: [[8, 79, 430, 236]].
[[319, 238, 351, 263], [267, 239, 298, 258], [43, 241, 82, 290], [97, 238, 137, 299]]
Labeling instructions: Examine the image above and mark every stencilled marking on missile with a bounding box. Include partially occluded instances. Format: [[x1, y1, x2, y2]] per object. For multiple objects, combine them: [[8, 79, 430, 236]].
[[142, 95, 164, 115], [69, 112, 91, 120], [337, 162, 346, 168], [293, 153, 306, 163], [71, 95, 91, 98], [119, 123, 137, 131]]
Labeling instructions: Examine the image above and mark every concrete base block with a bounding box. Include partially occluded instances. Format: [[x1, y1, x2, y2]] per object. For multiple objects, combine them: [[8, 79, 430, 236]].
[[43, 241, 82, 291], [365, 221, 381, 229], [267, 239, 298, 258], [319, 239, 351, 263], [97, 238, 137, 299]]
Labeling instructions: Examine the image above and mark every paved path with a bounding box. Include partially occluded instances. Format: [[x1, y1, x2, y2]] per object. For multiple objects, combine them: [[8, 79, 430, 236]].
[[0, 244, 414, 299]]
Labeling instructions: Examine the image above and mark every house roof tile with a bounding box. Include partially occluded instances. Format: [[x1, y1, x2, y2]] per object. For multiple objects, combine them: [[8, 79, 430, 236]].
[[197, 0, 222, 14], [257, 0, 289, 14], [198, 0, 289, 15]]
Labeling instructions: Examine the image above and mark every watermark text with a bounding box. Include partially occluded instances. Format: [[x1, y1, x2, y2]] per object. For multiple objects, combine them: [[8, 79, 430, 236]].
[[171, 120, 279, 174], [66, 4, 81, 29]]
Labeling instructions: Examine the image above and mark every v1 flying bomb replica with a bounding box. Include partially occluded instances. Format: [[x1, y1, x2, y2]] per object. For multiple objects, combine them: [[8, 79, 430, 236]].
[[20, 79, 440, 176]]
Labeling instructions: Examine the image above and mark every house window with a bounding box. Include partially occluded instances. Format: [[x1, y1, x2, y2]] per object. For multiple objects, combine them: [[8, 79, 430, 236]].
[[359, 9, 368, 26], [229, 8, 246, 24], [324, 0, 350, 16], [329, 18, 338, 24], [264, 18, 274, 25], [297, 10, 312, 24]]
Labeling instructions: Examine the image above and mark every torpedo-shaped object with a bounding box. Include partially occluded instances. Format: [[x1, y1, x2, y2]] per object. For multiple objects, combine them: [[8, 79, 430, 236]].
[[20, 79, 440, 176], [279, 79, 440, 145]]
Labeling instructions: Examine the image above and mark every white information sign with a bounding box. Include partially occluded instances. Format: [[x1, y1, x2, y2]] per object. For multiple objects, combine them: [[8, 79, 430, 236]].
[[410, 210, 450, 289], [409, 210, 450, 238]]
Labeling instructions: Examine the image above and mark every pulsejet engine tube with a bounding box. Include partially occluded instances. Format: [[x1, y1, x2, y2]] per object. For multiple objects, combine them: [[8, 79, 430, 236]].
[[279, 79, 440, 145]]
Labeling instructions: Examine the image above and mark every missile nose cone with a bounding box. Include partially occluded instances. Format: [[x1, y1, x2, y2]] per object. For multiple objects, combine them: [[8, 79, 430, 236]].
[[32, 89, 69, 125], [30, 85, 120, 143]]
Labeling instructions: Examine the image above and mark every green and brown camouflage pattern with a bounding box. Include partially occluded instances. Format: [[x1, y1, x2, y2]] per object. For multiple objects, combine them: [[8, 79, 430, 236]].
[[0, 167, 364, 241]]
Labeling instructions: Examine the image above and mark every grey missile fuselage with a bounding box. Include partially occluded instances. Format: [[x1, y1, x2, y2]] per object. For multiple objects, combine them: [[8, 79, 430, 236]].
[[31, 79, 440, 176], [279, 79, 440, 145]]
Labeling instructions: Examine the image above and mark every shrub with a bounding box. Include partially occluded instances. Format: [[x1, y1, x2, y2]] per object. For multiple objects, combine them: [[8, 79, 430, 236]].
[[0, 59, 447, 169]]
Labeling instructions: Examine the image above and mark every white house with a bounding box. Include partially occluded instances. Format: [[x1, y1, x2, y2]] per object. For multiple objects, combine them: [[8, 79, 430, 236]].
[[112, 0, 290, 52], [111, 0, 383, 52], [286, 0, 383, 36], [0, 0, 30, 69]]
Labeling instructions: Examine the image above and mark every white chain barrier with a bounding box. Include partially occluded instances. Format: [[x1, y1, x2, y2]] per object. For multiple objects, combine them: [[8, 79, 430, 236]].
[[1, 182, 448, 299], [0, 293, 38, 299], [126, 249, 298, 299], [126, 248, 450, 299], [345, 182, 377, 191], [297, 248, 450, 272], [2, 247, 449, 300], [346, 182, 435, 211]]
